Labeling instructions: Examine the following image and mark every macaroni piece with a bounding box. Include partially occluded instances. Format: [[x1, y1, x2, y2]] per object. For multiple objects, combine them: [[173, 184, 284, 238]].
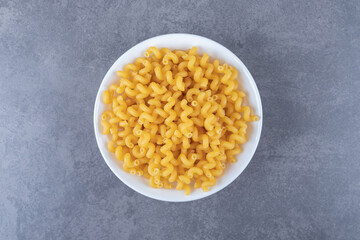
[[101, 47, 258, 195]]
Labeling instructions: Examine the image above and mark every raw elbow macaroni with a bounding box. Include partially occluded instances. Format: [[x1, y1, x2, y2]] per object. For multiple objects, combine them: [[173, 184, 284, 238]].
[[101, 47, 258, 195]]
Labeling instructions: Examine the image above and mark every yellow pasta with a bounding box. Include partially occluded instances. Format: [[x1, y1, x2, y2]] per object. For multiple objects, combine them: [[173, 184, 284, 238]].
[[100, 46, 258, 195]]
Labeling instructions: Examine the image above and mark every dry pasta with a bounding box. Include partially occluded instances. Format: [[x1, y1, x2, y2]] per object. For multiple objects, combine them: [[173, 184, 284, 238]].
[[101, 46, 258, 195]]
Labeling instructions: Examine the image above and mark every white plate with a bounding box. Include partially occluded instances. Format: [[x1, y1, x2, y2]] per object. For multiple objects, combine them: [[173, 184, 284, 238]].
[[93, 33, 263, 202]]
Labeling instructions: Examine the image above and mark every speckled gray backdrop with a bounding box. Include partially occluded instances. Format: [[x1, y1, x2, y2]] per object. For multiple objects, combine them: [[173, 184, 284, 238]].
[[1, 0, 359, 239]]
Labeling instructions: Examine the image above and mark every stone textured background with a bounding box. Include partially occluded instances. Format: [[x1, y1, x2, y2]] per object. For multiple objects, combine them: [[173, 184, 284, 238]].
[[1, 0, 359, 239]]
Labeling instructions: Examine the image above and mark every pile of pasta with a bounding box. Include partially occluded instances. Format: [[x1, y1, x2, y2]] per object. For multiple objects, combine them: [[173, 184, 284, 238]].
[[101, 46, 258, 195]]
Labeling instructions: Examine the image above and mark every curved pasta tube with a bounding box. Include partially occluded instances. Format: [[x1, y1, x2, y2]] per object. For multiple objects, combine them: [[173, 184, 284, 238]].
[[162, 163, 174, 177], [193, 67, 203, 82], [148, 98, 161, 108], [165, 71, 176, 85], [162, 52, 179, 64], [149, 82, 167, 95], [138, 131, 151, 147], [118, 127, 131, 138], [102, 90, 111, 104], [186, 167, 203, 178], [123, 153, 140, 168], [204, 114, 216, 131], [200, 53, 209, 68], [241, 106, 251, 122], [135, 57, 152, 75], [205, 150, 220, 163], [159, 124, 167, 137], [154, 108, 168, 118], [200, 134, 209, 149], [132, 145, 146, 158], [198, 77, 208, 88], [124, 63, 139, 72], [107, 141, 116, 153], [190, 100, 201, 117], [124, 86, 138, 98], [187, 56, 196, 72], [124, 135, 137, 148], [176, 179, 184, 190], [230, 112, 242, 121], [145, 46, 162, 59], [175, 71, 188, 78], [146, 143, 156, 158], [184, 184, 191, 195], [186, 88, 200, 102], [101, 120, 110, 135], [188, 46, 197, 55], [115, 146, 125, 160], [227, 145, 242, 157], [179, 153, 194, 168], [220, 69, 232, 83], [175, 76, 185, 91], [178, 175, 191, 184], [160, 139, 174, 165], [182, 136, 191, 149], [229, 133, 247, 144], [168, 169, 178, 182], [154, 66, 165, 80], [163, 178, 172, 189], [174, 50, 187, 58], [148, 123, 159, 136], [135, 83, 151, 99], [165, 123, 177, 139], [203, 161, 216, 170], [148, 160, 161, 176], [211, 161, 224, 177], [134, 73, 151, 85], [230, 67, 239, 81], [192, 127, 199, 141], [101, 110, 115, 120], [178, 100, 194, 136], [227, 125, 238, 134], [178, 61, 188, 71], [196, 92, 206, 105], [139, 112, 156, 123], [160, 47, 171, 55], [116, 70, 130, 79], [164, 97, 177, 126], [201, 177, 216, 192], [127, 106, 140, 118], [220, 140, 235, 150], [172, 90, 182, 101], [212, 59, 219, 69], [224, 80, 235, 95], [139, 103, 151, 113], [222, 116, 233, 126], [160, 91, 172, 102], [200, 102, 212, 118], [210, 74, 220, 91]]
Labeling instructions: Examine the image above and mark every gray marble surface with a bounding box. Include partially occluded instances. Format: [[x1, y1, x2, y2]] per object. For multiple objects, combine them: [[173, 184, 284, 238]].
[[1, 0, 359, 239]]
